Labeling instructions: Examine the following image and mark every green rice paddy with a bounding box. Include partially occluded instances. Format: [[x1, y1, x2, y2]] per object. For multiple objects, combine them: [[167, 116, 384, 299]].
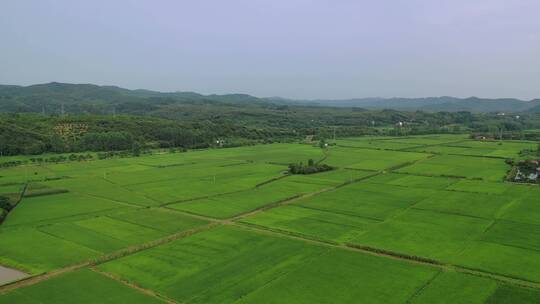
[[1, 135, 539, 303]]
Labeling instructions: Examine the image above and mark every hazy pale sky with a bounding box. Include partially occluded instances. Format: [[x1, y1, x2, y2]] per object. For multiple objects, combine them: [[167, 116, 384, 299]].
[[1, 0, 539, 99]]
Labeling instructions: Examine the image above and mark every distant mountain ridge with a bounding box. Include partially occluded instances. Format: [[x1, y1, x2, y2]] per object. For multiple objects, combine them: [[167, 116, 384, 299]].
[[269, 96, 540, 113], [1, 82, 539, 113]]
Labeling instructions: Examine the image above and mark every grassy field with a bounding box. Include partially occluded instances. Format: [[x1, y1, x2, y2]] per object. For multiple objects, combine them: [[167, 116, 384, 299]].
[[1, 136, 539, 303]]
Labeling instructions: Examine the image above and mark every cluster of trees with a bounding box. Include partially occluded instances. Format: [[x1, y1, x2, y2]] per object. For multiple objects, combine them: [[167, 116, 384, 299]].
[[0, 196, 14, 223], [0, 160, 26, 168], [288, 159, 334, 175], [0, 153, 95, 169], [31, 153, 94, 163], [0, 114, 297, 156]]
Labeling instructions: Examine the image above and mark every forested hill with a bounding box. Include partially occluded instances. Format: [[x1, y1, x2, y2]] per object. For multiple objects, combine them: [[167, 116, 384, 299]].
[[0, 82, 266, 115], [1, 82, 540, 114], [1, 83, 540, 156]]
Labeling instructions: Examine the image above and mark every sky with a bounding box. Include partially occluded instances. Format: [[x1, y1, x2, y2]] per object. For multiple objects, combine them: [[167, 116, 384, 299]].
[[1, 0, 539, 100]]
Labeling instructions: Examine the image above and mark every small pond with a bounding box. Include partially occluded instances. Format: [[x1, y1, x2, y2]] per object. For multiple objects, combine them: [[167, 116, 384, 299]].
[[0, 265, 27, 286]]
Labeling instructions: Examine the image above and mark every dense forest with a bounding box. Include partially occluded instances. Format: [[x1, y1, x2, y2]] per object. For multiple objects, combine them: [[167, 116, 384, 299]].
[[1, 83, 540, 156]]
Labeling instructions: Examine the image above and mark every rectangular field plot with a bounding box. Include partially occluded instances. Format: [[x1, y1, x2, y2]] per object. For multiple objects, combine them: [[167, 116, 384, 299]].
[[484, 284, 540, 304], [353, 208, 491, 261], [42, 177, 158, 206], [37, 216, 166, 253], [410, 140, 537, 159], [168, 176, 333, 219], [410, 271, 497, 304], [107, 208, 208, 233], [0, 269, 164, 303], [451, 242, 540, 283], [123, 163, 284, 203], [364, 173, 459, 190], [396, 154, 509, 181], [0, 184, 23, 195], [218, 143, 324, 164], [0, 165, 60, 184], [413, 191, 513, 219], [335, 138, 421, 150], [241, 205, 378, 243], [382, 134, 469, 146], [446, 179, 515, 195], [453, 140, 537, 158], [98, 226, 439, 304], [294, 182, 436, 221], [0, 227, 99, 274], [3, 193, 125, 227], [285, 168, 375, 186], [481, 220, 540, 252], [410, 270, 540, 303], [497, 186, 540, 225], [325, 147, 429, 170], [235, 249, 437, 304], [98, 226, 326, 303]]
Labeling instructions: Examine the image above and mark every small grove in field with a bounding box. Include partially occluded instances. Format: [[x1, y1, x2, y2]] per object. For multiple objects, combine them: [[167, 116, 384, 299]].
[[0, 135, 540, 303]]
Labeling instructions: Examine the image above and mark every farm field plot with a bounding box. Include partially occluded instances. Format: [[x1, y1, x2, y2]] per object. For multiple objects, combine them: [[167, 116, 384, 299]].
[[396, 154, 510, 181], [239, 179, 443, 243], [294, 182, 436, 221], [38, 216, 166, 253], [0, 227, 100, 273], [1, 139, 540, 303], [353, 208, 492, 261], [0, 184, 23, 195], [499, 187, 540, 225], [240, 204, 379, 243], [325, 146, 430, 170], [364, 172, 459, 189], [3, 192, 126, 227], [122, 163, 284, 203], [0, 269, 164, 303], [410, 140, 537, 158], [167, 172, 354, 219], [412, 190, 513, 219], [379, 134, 469, 146], [446, 179, 516, 195], [335, 138, 421, 150], [107, 208, 208, 233], [410, 271, 540, 304], [41, 177, 158, 206], [98, 226, 437, 304]]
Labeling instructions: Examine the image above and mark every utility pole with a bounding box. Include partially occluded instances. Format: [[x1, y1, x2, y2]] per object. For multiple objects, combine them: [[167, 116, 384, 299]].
[[333, 126, 336, 142], [112, 106, 116, 118], [61, 103, 65, 116], [42, 105, 45, 115]]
